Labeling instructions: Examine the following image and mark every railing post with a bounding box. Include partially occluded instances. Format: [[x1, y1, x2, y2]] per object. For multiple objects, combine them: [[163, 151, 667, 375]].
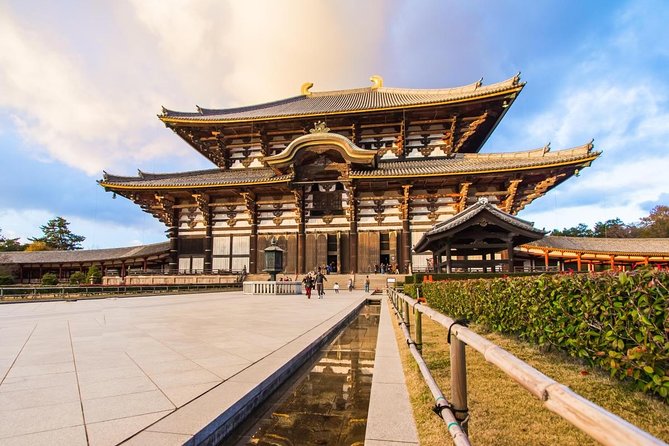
[[450, 333, 469, 434], [415, 309, 422, 353], [403, 300, 410, 331]]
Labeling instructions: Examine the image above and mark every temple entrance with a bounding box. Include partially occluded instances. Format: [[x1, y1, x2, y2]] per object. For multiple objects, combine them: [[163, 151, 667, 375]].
[[380, 254, 390, 269], [327, 255, 338, 273]]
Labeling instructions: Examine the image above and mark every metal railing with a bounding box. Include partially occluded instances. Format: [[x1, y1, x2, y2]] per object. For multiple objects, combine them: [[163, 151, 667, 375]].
[[387, 288, 667, 446]]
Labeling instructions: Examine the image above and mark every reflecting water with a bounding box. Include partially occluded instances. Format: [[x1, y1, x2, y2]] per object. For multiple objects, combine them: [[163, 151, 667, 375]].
[[229, 304, 380, 446]]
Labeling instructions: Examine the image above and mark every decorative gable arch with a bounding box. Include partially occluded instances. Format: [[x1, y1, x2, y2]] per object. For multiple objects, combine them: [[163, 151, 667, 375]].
[[263, 131, 377, 176]]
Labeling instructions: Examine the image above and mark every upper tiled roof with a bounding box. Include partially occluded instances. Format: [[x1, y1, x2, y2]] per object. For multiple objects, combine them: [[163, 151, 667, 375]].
[[100, 168, 292, 188], [160, 75, 523, 123], [523, 236, 669, 256], [0, 242, 170, 265]]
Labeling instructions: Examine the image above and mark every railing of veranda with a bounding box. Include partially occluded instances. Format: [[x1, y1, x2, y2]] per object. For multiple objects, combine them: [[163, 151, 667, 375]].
[[387, 288, 667, 446]]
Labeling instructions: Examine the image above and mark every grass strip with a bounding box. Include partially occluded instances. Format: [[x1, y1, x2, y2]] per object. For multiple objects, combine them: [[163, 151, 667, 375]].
[[392, 308, 669, 445]]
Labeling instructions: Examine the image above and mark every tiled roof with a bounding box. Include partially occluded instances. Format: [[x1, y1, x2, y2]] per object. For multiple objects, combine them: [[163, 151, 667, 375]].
[[100, 168, 292, 188], [524, 236, 669, 256], [352, 143, 597, 178], [160, 75, 523, 122], [425, 198, 544, 237], [0, 242, 170, 265], [99, 144, 597, 189]]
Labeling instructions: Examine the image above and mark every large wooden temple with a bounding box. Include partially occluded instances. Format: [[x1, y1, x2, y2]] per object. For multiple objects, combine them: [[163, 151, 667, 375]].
[[99, 75, 599, 275]]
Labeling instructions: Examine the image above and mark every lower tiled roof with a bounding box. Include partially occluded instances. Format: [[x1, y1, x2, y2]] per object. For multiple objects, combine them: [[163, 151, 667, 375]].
[[523, 236, 669, 256], [0, 242, 170, 265], [100, 144, 597, 189]]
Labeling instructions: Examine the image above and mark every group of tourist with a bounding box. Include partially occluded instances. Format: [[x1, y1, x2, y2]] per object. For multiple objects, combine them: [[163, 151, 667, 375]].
[[301, 269, 328, 299], [301, 269, 371, 298], [369, 263, 400, 274]]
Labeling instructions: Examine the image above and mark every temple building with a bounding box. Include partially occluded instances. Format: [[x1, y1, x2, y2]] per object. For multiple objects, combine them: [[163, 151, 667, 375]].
[[99, 75, 600, 275]]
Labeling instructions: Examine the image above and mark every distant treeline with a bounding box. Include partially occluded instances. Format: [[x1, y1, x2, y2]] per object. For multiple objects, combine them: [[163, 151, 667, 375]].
[[552, 205, 668, 238]]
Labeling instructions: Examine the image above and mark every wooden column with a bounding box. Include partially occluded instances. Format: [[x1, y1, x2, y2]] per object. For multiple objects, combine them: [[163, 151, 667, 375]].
[[543, 249, 549, 269], [204, 209, 213, 273], [445, 240, 452, 274], [143, 257, 148, 272], [168, 208, 179, 273], [507, 237, 515, 273], [295, 189, 306, 274], [577, 253, 582, 272], [250, 206, 258, 275], [400, 185, 412, 273], [609, 255, 615, 270], [348, 185, 358, 273]]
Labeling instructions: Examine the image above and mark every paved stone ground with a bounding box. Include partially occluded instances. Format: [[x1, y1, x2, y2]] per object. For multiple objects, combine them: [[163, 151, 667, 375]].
[[0, 291, 368, 445]]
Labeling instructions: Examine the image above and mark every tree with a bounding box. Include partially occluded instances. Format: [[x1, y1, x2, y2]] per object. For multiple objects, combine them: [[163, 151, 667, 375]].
[[0, 229, 24, 251], [86, 266, 102, 284], [69, 271, 86, 285], [30, 217, 85, 250], [25, 241, 52, 252], [638, 205, 669, 237], [551, 223, 593, 237], [41, 272, 59, 286], [592, 218, 635, 238]]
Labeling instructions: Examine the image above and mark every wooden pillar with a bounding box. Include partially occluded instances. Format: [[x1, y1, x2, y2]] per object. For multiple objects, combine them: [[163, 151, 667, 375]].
[[577, 253, 582, 272], [249, 204, 258, 274], [543, 249, 549, 269], [58, 265, 63, 280], [644, 257, 649, 266], [400, 185, 412, 273], [610, 255, 615, 270], [348, 185, 358, 273], [445, 240, 452, 274], [121, 262, 126, 278], [168, 208, 179, 273], [204, 206, 213, 273], [433, 253, 441, 273], [507, 238, 515, 273], [295, 189, 306, 274], [143, 257, 148, 272]]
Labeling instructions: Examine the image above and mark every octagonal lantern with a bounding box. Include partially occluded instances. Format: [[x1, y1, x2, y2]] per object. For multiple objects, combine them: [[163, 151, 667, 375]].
[[264, 238, 284, 281]]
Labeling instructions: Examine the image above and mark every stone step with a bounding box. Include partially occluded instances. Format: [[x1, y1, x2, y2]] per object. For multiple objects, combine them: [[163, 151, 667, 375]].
[[245, 273, 404, 290]]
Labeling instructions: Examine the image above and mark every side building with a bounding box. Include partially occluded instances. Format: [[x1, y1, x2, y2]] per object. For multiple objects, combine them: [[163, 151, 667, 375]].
[[99, 75, 599, 275]]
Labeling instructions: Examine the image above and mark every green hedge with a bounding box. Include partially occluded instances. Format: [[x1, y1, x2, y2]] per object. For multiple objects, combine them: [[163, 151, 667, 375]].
[[404, 271, 552, 284], [0, 275, 14, 286], [415, 270, 669, 401]]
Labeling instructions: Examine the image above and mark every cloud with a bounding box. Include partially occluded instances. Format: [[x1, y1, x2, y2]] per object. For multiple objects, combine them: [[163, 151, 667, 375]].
[[0, 208, 166, 249], [0, 1, 395, 177]]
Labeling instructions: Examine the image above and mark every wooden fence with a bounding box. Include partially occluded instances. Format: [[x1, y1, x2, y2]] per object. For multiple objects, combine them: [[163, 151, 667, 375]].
[[387, 288, 667, 446]]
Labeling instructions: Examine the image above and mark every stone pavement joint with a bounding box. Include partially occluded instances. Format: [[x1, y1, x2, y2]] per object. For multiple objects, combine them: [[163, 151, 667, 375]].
[[0, 291, 369, 445]]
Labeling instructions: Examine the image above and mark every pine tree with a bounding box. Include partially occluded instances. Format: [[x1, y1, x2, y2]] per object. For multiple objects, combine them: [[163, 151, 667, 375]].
[[29, 217, 85, 250]]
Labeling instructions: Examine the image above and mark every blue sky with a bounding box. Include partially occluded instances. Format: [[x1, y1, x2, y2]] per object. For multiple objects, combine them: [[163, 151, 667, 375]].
[[1, 0, 668, 248]]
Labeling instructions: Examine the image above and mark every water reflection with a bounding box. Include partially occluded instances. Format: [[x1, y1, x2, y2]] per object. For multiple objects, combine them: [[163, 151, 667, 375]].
[[232, 304, 380, 446]]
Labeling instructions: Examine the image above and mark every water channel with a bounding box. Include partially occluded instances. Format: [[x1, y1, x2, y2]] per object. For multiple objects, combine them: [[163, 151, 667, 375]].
[[226, 303, 381, 445]]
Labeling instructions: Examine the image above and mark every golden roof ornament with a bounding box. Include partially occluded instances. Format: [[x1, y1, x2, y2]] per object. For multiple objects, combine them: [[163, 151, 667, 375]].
[[301, 82, 314, 96], [309, 121, 330, 134], [370, 74, 383, 90]]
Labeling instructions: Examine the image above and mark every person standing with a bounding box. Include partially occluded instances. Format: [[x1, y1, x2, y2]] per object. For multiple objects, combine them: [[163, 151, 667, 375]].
[[333, 282, 340, 294], [364, 275, 370, 293], [315, 270, 327, 298], [303, 274, 313, 299], [347, 277, 354, 292]]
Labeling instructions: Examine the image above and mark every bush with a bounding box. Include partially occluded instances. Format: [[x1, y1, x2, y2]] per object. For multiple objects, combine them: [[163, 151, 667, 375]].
[[69, 271, 86, 285], [0, 275, 15, 285], [419, 269, 669, 401], [41, 272, 59, 286], [86, 266, 102, 284]]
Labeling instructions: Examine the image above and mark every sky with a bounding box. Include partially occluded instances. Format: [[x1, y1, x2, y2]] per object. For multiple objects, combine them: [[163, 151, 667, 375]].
[[1, 0, 668, 248]]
